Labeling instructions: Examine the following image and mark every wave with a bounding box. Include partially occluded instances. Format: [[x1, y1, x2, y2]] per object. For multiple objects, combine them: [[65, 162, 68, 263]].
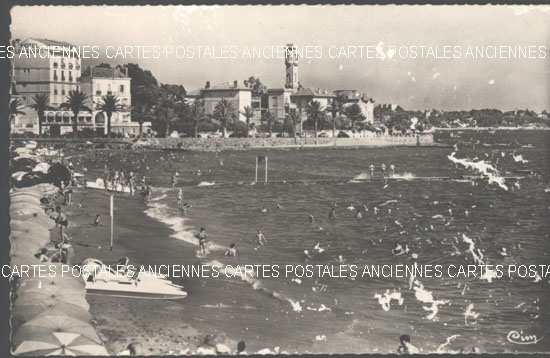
[[207, 259, 306, 313], [198, 181, 217, 187], [144, 201, 224, 253], [447, 152, 508, 190]]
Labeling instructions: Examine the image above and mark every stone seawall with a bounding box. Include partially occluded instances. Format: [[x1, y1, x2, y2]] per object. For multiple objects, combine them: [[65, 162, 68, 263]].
[[136, 134, 435, 150]]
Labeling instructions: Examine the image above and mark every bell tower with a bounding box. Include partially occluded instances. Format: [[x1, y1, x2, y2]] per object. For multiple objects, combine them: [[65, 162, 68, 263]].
[[285, 44, 299, 90]]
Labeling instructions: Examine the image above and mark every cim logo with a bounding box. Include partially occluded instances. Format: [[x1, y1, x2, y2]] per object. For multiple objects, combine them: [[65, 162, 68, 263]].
[[507, 330, 544, 345]]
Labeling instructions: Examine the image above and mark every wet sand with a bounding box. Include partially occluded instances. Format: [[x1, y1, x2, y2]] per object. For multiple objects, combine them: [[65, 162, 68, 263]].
[[64, 187, 233, 355]]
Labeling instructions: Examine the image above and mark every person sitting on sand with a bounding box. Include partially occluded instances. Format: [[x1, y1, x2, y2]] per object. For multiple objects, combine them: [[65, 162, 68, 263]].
[[397, 334, 419, 354], [38, 248, 51, 262], [60, 238, 75, 265], [197, 228, 208, 256], [94, 214, 102, 226], [225, 243, 237, 257]]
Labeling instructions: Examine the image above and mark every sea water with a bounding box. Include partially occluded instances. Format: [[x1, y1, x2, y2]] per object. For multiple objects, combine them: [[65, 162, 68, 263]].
[[84, 130, 550, 354]]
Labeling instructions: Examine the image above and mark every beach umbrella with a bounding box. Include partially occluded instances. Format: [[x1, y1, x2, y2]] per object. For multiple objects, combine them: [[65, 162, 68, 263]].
[[12, 187, 43, 198], [14, 290, 90, 312], [10, 202, 44, 214], [10, 252, 39, 268], [11, 157, 38, 172], [34, 183, 59, 196], [18, 276, 86, 295], [13, 316, 102, 347], [10, 234, 43, 259], [33, 162, 51, 174], [11, 213, 55, 230], [11, 221, 50, 242], [11, 195, 41, 206], [12, 302, 92, 324], [13, 332, 107, 356], [12, 171, 28, 181], [47, 163, 71, 187], [14, 171, 50, 188]]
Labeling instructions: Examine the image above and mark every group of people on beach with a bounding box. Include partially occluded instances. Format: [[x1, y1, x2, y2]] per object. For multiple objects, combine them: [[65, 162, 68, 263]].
[[102, 165, 154, 201]]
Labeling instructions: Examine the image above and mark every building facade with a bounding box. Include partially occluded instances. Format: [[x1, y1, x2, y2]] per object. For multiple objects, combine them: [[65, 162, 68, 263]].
[[12, 38, 84, 135], [80, 66, 142, 135], [333, 89, 375, 124]]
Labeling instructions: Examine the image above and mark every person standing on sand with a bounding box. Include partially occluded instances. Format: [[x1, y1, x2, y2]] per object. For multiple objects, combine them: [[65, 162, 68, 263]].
[[171, 174, 177, 188], [177, 189, 183, 208], [54, 205, 68, 242], [381, 163, 387, 177], [146, 184, 153, 201], [197, 228, 208, 256]]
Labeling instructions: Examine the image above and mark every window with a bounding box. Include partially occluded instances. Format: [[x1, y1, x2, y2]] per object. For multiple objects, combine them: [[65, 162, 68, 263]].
[[61, 71, 65, 81], [53, 70, 58, 81], [54, 87, 58, 95], [119, 85, 124, 93], [96, 90, 102, 95], [68, 63, 73, 70], [69, 71, 72, 82], [53, 62, 58, 68], [272, 97, 278, 107], [62, 88, 65, 95]]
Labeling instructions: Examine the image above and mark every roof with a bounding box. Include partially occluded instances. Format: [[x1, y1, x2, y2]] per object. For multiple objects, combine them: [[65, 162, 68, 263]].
[[25, 38, 76, 47], [204, 82, 251, 91], [186, 89, 202, 97], [291, 88, 335, 98], [81, 66, 129, 79]]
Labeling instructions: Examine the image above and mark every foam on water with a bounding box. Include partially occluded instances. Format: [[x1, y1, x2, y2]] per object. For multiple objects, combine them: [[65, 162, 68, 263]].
[[198, 181, 216, 187], [447, 152, 508, 190]]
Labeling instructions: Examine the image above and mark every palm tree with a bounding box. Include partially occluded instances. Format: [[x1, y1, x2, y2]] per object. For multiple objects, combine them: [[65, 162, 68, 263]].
[[60, 89, 92, 138], [306, 100, 324, 138], [327, 97, 345, 140], [132, 102, 152, 137], [286, 112, 300, 144], [240, 106, 255, 138], [262, 110, 277, 138], [189, 99, 206, 138], [213, 98, 236, 138], [30, 94, 54, 136], [9, 98, 26, 127], [98, 94, 122, 136]]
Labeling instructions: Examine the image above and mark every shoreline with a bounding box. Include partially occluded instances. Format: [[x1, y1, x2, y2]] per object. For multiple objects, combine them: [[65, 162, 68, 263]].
[[67, 186, 226, 355]]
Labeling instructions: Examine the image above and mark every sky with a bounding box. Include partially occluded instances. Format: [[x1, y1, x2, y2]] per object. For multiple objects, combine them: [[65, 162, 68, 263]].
[[10, 5, 550, 111]]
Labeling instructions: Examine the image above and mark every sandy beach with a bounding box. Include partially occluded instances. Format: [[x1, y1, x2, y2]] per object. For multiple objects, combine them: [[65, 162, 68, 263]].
[[63, 187, 236, 355]]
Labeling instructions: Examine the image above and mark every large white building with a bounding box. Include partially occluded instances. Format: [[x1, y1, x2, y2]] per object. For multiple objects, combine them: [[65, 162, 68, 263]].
[[11, 38, 88, 135], [80, 66, 145, 135]]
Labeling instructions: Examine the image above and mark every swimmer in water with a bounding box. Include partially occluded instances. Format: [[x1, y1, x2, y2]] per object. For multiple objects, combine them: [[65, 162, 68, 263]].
[[356, 210, 363, 219], [225, 243, 237, 257], [177, 189, 183, 208], [347, 203, 356, 211], [197, 227, 208, 256], [255, 230, 267, 247], [276, 203, 284, 210], [171, 174, 177, 188], [392, 241, 409, 256], [329, 204, 337, 220], [389, 163, 396, 177], [304, 250, 313, 261], [363, 203, 368, 212], [261, 205, 268, 213], [369, 163, 375, 178], [309, 215, 315, 223]]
